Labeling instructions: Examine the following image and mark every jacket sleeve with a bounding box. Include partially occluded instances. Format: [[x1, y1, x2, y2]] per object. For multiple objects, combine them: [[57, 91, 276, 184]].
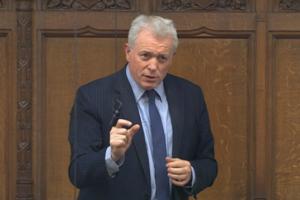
[[191, 88, 218, 195], [68, 87, 111, 188]]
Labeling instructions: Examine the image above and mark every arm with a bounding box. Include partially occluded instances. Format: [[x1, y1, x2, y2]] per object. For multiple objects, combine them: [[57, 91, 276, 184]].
[[190, 88, 217, 194], [68, 87, 109, 188], [68, 87, 140, 188]]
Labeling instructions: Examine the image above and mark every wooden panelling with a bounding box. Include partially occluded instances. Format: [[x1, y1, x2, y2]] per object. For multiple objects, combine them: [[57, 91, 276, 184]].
[[171, 36, 253, 200], [16, 2, 34, 198], [156, 0, 250, 11], [0, 30, 16, 200], [0, 33, 9, 200], [254, 1, 268, 198], [269, 13, 300, 31], [0, 0, 298, 199], [275, 0, 300, 11], [0, 0, 6, 9], [125, 13, 256, 31], [33, 34, 127, 200], [272, 37, 300, 200], [43, 0, 136, 11]]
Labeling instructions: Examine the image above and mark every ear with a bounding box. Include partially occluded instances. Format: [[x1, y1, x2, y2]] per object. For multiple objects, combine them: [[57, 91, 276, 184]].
[[124, 43, 131, 61], [168, 52, 175, 65]]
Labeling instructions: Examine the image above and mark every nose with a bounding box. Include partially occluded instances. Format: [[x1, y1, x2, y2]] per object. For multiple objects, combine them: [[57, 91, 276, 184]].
[[147, 57, 158, 71]]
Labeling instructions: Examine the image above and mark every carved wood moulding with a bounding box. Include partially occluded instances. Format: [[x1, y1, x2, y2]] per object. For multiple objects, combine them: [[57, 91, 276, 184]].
[[160, 0, 247, 11], [279, 0, 300, 11], [44, 0, 133, 11], [177, 27, 251, 38], [16, 0, 33, 199], [42, 25, 128, 38]]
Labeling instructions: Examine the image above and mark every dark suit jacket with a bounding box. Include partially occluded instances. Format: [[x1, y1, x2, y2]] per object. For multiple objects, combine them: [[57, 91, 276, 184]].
[[68, 67, 217, 200]]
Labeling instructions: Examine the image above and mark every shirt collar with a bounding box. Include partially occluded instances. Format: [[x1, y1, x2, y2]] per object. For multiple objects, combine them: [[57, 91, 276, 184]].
[[126, 65, 165, 101]]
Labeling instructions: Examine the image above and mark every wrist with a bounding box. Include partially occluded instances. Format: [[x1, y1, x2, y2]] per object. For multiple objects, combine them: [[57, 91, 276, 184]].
[[111, 150, 122, 162]]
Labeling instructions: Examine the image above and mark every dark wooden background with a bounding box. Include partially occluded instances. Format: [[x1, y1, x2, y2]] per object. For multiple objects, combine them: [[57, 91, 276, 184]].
[[0, 0, 300, 199]]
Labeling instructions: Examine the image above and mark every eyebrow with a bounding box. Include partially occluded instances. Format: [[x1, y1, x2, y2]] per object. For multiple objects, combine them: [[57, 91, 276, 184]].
[[139, 50, 170, 56]]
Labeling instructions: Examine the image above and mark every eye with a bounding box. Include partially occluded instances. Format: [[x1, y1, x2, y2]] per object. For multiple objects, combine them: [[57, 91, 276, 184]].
[[139, 52, 151, 61], [157, 54, 168, 63]]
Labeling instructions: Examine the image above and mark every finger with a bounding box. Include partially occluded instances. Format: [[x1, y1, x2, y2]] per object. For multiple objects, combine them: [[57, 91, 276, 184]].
[[168, 172, 191, 187], [166, 159, 192, 180], [166, 157, 177, 162], [115, 119, 132, 128], [168, 167, 186, 175], [167, 162, 190, 171], [110, 140, 127, 147], [167, 160, 188, 168], [122, 124, 140, 145], [166, 157, 182, 165], [111, 133, 128, 141], [167, 158, 191, 167], [168, 167, 191, 182], [127, 124, 140, 137], [170, 178, 189, 187], [110, 127, 128, 135], [168, 173, 187, 181], [110, 134, 128, 146]]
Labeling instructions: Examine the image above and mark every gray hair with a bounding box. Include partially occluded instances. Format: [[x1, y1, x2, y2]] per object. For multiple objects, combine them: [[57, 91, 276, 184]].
[[128, 15, 178, 53]]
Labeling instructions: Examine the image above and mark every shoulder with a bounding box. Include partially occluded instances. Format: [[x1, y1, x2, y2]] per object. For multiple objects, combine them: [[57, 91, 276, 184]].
[[77, 69, 124, 94], [164, 73, 208, 114]]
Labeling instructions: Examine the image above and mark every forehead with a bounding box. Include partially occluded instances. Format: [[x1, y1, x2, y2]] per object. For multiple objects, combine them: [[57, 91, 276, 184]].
[[134, 29, 173, 52]]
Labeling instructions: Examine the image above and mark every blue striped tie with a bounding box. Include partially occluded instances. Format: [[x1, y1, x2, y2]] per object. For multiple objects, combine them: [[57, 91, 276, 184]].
[[146, 90, 170, 200]]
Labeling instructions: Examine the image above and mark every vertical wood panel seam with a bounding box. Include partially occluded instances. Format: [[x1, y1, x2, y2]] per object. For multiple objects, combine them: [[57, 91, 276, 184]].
[[254, 0, 268, 198]]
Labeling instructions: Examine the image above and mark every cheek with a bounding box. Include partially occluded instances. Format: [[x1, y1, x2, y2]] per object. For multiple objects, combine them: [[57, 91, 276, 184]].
[[130, 63, 144, 78], [131, 55, 144, 66], [159, 65, 170, 76]]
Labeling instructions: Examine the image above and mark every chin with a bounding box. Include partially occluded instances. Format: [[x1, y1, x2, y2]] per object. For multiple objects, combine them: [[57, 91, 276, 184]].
[[139, 79, 161, 90], [142, 86, 155, 90], [141, 84, 157, 90]]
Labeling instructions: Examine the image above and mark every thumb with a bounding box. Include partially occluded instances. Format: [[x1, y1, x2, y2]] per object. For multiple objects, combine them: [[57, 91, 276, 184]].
[[128, 124, 140, 137]]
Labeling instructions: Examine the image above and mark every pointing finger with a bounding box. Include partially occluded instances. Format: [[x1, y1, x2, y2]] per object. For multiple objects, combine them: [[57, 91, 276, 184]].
[[115, 119, 132, 128]]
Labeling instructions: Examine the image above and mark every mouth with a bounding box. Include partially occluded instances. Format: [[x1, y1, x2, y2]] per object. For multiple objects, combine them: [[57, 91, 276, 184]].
[[143, 74, 158, 81], [141, 74, 161, 89]]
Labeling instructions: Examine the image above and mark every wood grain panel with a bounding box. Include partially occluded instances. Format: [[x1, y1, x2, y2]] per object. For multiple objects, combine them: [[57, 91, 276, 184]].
[[35, 36, 127, 199], [0, 10, 17, 199], [273, 38, 300, 200], [0, 33, 8, 200], [170, 37, 252, 200], [269, 13, 300, 31], [0, 31, 15, 200]]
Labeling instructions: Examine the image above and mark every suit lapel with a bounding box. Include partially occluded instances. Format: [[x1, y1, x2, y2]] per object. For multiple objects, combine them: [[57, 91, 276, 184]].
[[164, 75, 185, 157], [113, 68, 151, 188]]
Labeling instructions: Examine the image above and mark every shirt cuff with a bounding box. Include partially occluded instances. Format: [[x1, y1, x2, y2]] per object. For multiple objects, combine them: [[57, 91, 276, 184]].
[[185, 166, 196, 188], [105, 146, 125, 177]]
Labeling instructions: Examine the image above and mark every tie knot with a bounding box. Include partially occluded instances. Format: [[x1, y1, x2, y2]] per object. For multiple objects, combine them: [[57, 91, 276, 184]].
[[145, 90, 157, 102]]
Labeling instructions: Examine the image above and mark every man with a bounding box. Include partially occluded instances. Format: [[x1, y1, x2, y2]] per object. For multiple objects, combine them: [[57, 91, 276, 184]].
[[68, 15, 217, 200]]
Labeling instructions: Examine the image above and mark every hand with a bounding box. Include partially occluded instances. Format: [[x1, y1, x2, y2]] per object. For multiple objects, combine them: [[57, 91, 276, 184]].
[[166, 157, 192, 187], [110, 119, 140, 161]]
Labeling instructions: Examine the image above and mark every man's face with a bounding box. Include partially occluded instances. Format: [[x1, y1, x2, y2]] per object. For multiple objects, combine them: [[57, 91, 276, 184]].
[[125, 29, 174, 90]]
